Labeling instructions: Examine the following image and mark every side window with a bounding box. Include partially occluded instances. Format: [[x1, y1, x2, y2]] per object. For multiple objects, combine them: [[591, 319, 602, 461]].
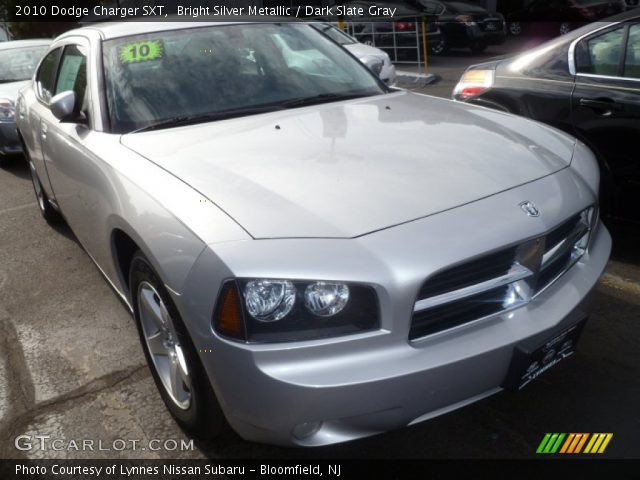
[[35, 48, 61, 103], [624, 24, 640, 79], [576, 26, 625, 76], [54, 45, 88, 110]]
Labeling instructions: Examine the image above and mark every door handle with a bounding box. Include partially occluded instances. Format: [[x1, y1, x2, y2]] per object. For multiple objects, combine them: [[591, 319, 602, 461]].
[[40, 125, 47, 140], [578, 98, 622, 115]]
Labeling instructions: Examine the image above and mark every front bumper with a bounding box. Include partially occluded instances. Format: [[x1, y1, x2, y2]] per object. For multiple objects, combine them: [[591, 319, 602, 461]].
[[178, 166, 610, 446], [0, 122, 22, 156], [214, 225, 609, 446]]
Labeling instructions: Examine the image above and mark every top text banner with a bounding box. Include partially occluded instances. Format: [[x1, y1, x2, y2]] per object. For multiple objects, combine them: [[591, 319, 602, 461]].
[[7, 1, 414, 22]]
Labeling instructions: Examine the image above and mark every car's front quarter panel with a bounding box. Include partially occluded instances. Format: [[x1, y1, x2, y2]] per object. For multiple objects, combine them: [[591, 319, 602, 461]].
[[179, 162, 610, 446], [70, 134, 251, 303], [15, 32, 250, 305]]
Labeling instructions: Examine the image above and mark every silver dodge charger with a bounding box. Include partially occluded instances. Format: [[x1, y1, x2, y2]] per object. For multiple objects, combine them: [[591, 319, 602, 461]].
[[16, 21, 611, 446]]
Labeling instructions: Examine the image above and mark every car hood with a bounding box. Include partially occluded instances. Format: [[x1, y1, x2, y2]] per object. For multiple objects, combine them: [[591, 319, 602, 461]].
[[344, 43, 388, 60], [121, 91, 575, 239], [0, 80, 29, 102]]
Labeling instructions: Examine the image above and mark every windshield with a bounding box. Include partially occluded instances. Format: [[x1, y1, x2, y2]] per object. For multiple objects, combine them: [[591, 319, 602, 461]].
[[103, 23, 385, 133], [0, 45, 49, 83], [312, 23, 357, 45]]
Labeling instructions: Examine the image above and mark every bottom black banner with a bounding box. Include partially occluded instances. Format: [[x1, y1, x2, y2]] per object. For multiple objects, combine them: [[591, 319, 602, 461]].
[[1, 459, 639, 480]]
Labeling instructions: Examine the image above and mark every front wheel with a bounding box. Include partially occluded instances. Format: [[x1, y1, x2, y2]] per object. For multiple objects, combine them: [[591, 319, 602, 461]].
[[509, 22, 522, 35], [130, 251, 227, 439], [430, 39, 447, 55]]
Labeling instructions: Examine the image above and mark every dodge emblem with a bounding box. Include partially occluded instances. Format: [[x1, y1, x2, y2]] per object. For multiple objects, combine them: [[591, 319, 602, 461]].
[[520, 201, 540, 217]]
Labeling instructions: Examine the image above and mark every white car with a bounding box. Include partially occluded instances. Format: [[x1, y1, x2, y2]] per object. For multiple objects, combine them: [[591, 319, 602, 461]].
[[312, 22, 396, 84]]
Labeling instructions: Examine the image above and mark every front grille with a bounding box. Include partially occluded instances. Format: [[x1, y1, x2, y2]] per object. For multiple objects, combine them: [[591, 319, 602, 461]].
[[417, 246, 517, 300], [409, 208, 595, 341], [410, 285, 509, 340], [536, 213, 590, 293], [480, 21, 501, 32]]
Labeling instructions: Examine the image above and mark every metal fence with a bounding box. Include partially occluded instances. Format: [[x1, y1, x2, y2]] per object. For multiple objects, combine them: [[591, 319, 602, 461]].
[[344, 18, 428, 67]]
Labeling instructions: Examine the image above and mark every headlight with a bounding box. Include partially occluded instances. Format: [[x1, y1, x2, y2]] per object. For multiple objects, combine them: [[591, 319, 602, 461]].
[[0, 98, 15, 123], [455, 15, 477, 26], [214, 279, 379, 343], [304, 282, 349, 317], [244, 279, 295, 322]]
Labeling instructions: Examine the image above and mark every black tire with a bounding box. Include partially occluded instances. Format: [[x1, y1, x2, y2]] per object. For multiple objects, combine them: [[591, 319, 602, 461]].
[[559, 22, 571, 36], [509, 22, 523, 36], [27, 155, 62, 225], [429, 39, 447, 55], [129, 251, 227, 439]]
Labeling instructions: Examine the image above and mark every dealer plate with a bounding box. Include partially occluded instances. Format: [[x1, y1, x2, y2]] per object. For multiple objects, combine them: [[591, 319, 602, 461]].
[[502, 318, 587, 391]]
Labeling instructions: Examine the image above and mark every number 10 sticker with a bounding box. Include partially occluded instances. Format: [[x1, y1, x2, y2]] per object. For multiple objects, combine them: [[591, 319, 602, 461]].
[[119, 40, 164, 64]]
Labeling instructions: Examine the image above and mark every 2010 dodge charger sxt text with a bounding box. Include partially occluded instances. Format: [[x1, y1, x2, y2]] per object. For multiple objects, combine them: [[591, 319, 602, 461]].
[[16, 22, 611, 446]]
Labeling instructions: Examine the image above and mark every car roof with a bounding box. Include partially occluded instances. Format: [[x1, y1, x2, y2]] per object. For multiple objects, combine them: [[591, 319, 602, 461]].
[[60, 18, 292, 41], [598, 8, 640, 24], [546, 8, 640, 45], [0, 39, 51, 50]]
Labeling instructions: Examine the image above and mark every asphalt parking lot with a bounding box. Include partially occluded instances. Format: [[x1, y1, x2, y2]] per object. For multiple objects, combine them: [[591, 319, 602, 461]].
[[0, 36, 639, 461]]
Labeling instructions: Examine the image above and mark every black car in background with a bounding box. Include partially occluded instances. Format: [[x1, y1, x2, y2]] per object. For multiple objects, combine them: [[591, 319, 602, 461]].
[[405, 0, 507, 52], [344, 1, 443, 61], [453, 10, 640, 222], [506, 0, 627, 37]]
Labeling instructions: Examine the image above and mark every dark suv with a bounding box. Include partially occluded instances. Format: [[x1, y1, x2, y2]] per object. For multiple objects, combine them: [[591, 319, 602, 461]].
[[506, 0, 627, 37], [405, 0, 507, 53]]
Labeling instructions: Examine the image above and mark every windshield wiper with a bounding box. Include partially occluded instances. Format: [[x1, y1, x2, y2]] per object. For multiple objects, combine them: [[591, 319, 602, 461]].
[[280, 92, 375, 109], [131, 93, 377, 133], [132, 105, 287, 133]]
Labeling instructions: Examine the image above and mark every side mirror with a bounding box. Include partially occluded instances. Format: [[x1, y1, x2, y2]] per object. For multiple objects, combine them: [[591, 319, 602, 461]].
[[360, 55, 384, 77], [50, 91, 78, 122]]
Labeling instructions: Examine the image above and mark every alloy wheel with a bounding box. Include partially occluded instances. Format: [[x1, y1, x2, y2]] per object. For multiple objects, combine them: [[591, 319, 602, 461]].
[[137, 281, 192, 410]]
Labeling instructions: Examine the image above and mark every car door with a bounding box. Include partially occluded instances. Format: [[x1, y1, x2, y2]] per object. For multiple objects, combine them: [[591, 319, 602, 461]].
[[39, 38, 108, 253], [571, 22, 640, 221], [21, 47, 62, 202]]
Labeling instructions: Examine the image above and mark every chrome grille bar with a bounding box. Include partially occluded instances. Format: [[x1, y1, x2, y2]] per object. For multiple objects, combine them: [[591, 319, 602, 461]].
[[410, 207, 596, 341], [414, 264, 533, 312]]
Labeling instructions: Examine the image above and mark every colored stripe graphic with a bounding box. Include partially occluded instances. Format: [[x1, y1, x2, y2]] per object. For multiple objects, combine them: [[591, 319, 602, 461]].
[[536, 433, 566, 453], [573, 433, 589, 453], [559, 433, 575, 453], [536, 433, 552, 454], [584, 433, 599, 453], [567, 433, 584, 453], [537, 433, 613, 454], [550, 433, 565, 453]]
